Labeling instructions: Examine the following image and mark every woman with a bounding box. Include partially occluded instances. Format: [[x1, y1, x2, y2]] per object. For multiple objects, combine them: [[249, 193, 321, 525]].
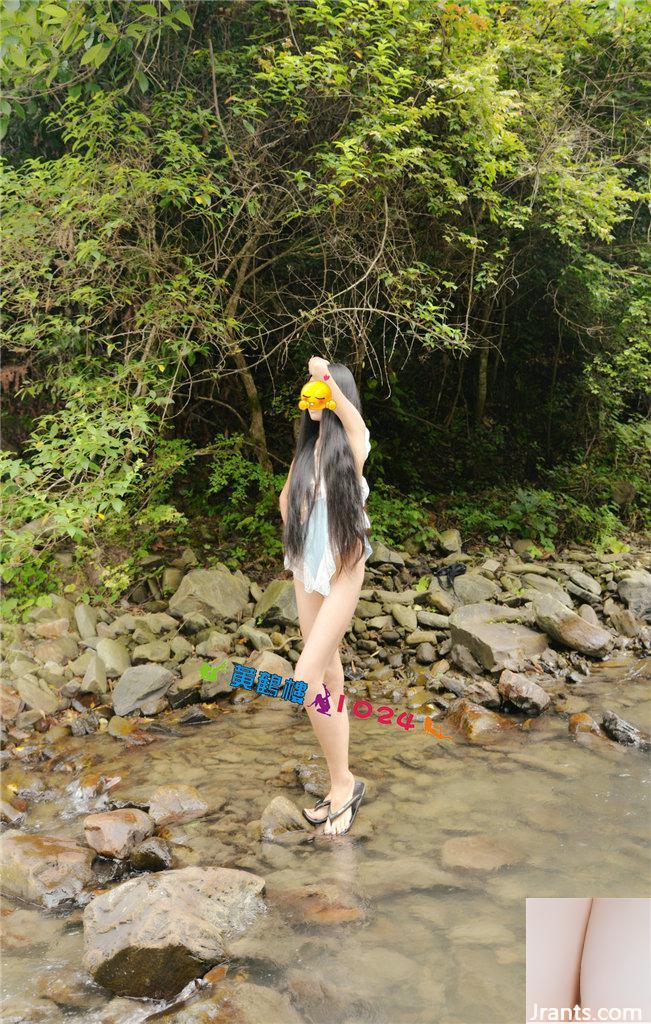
[[279, 355, 373, 837]]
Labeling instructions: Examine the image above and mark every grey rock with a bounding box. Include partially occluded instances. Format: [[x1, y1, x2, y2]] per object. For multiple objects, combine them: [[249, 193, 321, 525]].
[[617, 570, 651, 622], [33, 635, 79, 665], [147, 784, 209, 826], [439, 528, 462, 553], [368, 542, 405, 567], [520, 573, 573, 607], [132, 641, 170, 664], [416, 642, 438, 664], [82, 866, 266, 998], [356, 600, 384, 618], [609, 608, 641, 638], [567, 568, 601, 596], [449, 603, 547, 673], [239, 623, 272, 651], [253, 579, 298, 626], [533, 594, 612, 657], [129, 837, 173, 871], [96, 639, 131, 679], [390, 603, 418, 631], [497, 670, 551, 715], [81, 655, 108, 695], [578, 604, 599, 626], [74, 604, 98, 640], [450, 644, 483, 676], [261, 796, 310, 840], [169, 568, 250, 621], [15, 674, 62, 714], [84, 809, 154, 859], [416, 610, 450, 629], [112, 665, 176, 716], [162, 568, 184, 595], [453, 574, 500, 606]]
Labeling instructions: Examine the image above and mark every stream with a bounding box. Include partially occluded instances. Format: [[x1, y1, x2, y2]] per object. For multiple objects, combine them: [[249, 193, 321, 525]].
[[2, 656, 650, 1024]]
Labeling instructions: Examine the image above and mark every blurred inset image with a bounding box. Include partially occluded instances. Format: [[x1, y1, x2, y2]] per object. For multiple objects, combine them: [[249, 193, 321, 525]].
[[526, 898, 651, 1023]]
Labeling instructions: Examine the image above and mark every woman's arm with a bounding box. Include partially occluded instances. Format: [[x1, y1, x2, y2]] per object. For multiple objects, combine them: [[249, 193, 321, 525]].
[[279, 458, 294, 523], [308, 356, 367, 458]]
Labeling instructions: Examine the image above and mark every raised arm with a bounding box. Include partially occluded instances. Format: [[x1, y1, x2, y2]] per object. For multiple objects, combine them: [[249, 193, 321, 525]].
[[279, 458, 294, 524], [308, 356, 367, 464]]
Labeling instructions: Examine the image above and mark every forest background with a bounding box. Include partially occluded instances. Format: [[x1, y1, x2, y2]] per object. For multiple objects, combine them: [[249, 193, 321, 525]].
[[1, 0, 649, 621]]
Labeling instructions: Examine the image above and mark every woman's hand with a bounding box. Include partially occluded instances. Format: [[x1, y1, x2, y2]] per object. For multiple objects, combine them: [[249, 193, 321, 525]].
[[308, 355, 330, 380]]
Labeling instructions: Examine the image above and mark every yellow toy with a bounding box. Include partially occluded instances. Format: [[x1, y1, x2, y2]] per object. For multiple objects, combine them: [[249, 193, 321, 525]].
[[298, 380, 337, 411]]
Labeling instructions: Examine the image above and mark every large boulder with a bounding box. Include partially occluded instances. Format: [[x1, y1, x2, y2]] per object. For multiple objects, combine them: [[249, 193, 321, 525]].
[[84, 809, 154, 859], [169, 568, 250, 621], [532, 594, 612, 657], [112, 665, 176, 717], [0, 834, 94, 909], [449, 603, 547, 672], [616, 569, 651, 622], [83, 866, 266, 998], [253, 579, 298, 626]]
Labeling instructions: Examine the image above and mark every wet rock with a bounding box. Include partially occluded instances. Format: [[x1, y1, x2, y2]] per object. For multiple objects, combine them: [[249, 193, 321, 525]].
[[390, 603, 418, 630], [453, 573, 500, 606], [169, 568, 250, 621], [84, 808, 154, 859], [0, 798, 26, 827], [260, 795, 311, 840], [34, 968, 103, 1009], [446, 698, 514, 742], [83, 866, 266, 998], [601, 710, 651, 751], [273, 883, 365, 925], [441, 834, 521, 872], [167, 980, 303, 1024], [569, 713, 602, 736], [253, 578, 298, 626], [533, 594, 612, 656], [439, 528, 462, 553], [461, 678, 501, 708], [617, 569, 651, 622], [294, 760, 329, 798], [96, 639, 131, 679], [74, 604, 98, 640], [14, 675, 62, 715], [497, 670, 551, 715], [0, 834, 94, 908], [129, 836, 173, 871], [112, 665, 176, 716], [107, 715, 137, 739], [147, 784, 209, 826], [449, 603, 547, 672], [450, 918, 516, 946]]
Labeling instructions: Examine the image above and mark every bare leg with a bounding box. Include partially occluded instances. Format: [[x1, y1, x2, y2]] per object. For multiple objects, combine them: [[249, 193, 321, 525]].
[[293, 553, 366, 836], [580, 898, 651, 1019], [293, 581, 349, 821], [526, 898, 593, 1020]]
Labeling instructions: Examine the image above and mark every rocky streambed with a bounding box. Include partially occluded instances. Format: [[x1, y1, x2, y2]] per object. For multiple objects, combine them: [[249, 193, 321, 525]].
[[1, 538, 650, 1024]]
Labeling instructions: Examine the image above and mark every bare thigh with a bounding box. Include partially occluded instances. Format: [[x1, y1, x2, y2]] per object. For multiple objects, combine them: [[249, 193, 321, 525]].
[[294, 553, 366, 688], [293, 577, 346, 690], [580, 898, 651, 1015], [526, 898, 593, 1015]]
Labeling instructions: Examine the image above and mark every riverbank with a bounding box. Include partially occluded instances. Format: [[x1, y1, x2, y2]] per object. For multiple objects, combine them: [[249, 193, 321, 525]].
[[1, 537, 650, 1023]]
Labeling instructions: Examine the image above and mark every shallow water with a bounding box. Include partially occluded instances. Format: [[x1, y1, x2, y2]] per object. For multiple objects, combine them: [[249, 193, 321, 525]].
[[2, 657, 650, 1024]]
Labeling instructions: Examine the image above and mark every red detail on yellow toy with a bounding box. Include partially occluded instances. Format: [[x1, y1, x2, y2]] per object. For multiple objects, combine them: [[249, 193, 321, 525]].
[[298, 380, 337, 411]]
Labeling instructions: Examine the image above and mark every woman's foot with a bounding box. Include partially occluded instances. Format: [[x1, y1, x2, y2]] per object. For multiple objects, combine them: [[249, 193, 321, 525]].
[[323, 773, 356, 837], [302, 796, 331, 825]]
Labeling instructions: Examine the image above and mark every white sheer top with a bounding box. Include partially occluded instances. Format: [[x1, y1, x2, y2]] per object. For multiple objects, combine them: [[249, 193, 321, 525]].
[[284, 426, 373, 596]]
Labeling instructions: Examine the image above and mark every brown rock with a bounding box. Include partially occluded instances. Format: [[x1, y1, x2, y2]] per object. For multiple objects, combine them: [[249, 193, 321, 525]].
[[446, 698, 514, 743], [441, 834, 521, 872], [533, 594, 612, 657], [0, 834, 94, 908], [84, 808, 154, 859], [497, 670, 551, 715], [569, 713, 602, 736]]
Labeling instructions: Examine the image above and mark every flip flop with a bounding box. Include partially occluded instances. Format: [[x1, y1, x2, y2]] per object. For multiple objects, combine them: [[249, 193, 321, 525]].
[[302, 796, 331, 825], [326, 779, 365, 836]]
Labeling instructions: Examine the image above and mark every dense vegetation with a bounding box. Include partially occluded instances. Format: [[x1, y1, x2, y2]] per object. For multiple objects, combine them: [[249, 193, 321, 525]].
[[1, 0, 649, 619]]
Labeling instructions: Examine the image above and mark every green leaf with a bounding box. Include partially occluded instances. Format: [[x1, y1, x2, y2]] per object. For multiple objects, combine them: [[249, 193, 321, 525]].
[[137, 71, 149, 93], [79, 41, 114, 68], [173, 7, 193, 27], [137, 3, 159, 16], [42, 3, 68, 19]]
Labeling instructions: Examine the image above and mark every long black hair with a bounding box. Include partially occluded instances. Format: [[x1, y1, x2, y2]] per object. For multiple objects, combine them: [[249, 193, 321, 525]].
[[283, 363, 370, 575]]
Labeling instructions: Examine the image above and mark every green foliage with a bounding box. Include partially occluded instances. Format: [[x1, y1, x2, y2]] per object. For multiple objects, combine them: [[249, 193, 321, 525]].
[[206, 434, 286, 564], [366, 481, 438, 550]]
